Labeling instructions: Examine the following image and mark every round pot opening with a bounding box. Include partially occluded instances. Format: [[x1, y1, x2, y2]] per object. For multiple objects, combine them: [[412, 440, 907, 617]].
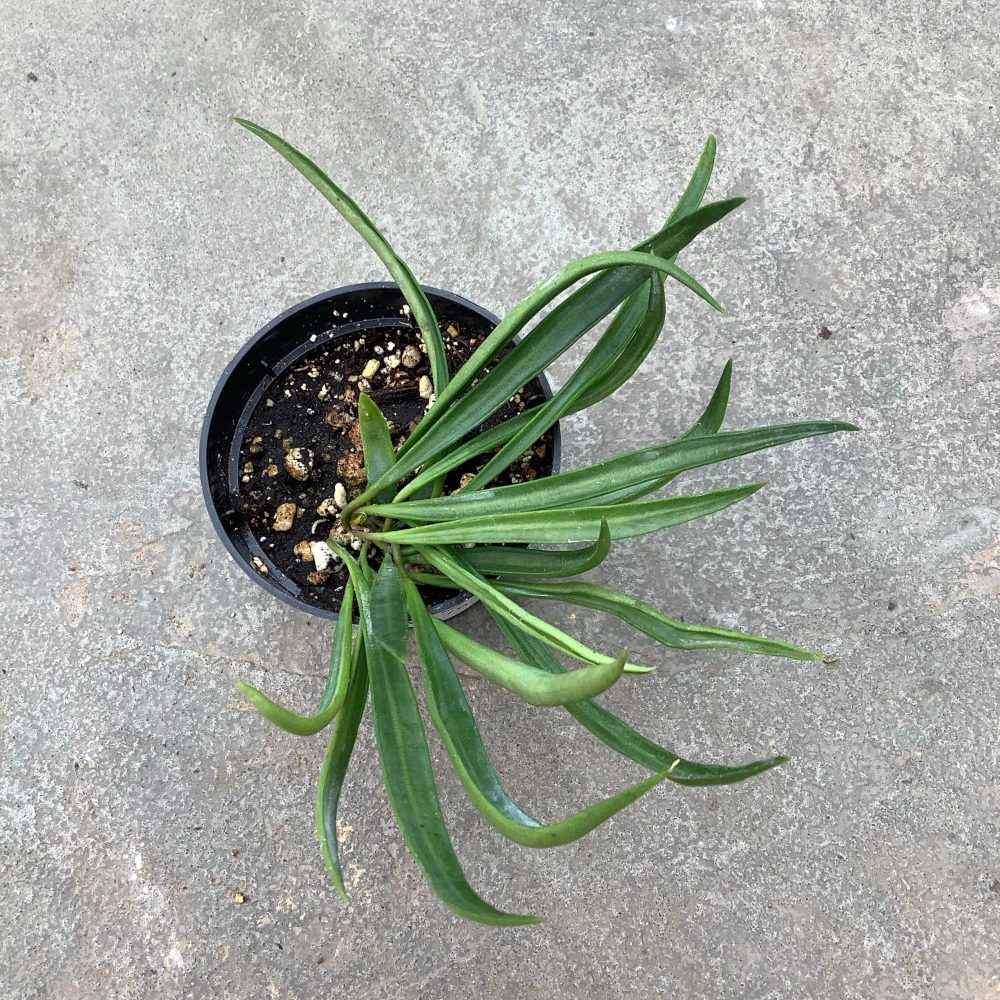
[[200, 282, 561, 622]]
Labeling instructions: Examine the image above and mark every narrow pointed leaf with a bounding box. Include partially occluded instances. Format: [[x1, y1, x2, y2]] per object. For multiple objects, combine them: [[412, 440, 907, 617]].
[[561, 135, 717, 416], [462, 520, 612, 579], [564, 277, 667, 416], [358, 393, 396, 502], [235, 582, 356, 736], [372, 483, 763, 546], [666, 135, 717, 228], [495, 614, 789, 787], [496, 580, 821, 661], [316, 637, 369, 899], [367, 422, 855, 522], [364, 559, 538, 925], [401, 197, 743, 449], [376, 249, 719, 490], [683, 358, 732, 438], [235, 118, 449, 394]]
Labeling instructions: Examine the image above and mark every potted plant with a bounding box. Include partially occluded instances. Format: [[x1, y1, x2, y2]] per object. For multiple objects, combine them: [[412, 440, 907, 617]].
[[200, 119, 856, 925]]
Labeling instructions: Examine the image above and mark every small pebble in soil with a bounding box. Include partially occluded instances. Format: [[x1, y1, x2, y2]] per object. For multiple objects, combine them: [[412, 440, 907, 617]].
[[418, 375, 433, 399], [249, 436, 264, 455], [316, 497, 336, 517], [334, 482, 347, 508], [337, 452, 365, 487], [401, 345, 421, 368], [264, 464, 278, 477], [310, 540, 336, 572], [361, 358, 380, 379], [324, 406, 352, 432], [293, 540, 314, 561], [307, 570, 331, 585], [272, 503, 296, 532], [252, 557, 268, 576], [284, 447, 312, 481]]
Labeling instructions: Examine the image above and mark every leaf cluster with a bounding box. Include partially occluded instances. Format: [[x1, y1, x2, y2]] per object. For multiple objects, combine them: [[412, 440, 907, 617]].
[[234, 120, 856, 923]]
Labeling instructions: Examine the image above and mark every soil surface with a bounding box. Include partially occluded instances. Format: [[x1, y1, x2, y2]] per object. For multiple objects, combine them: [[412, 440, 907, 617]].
[[236, 316, 554, 612]]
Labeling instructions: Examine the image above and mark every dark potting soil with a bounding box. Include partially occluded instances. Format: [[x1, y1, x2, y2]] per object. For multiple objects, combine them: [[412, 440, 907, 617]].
[[236, 316, 554, 612]]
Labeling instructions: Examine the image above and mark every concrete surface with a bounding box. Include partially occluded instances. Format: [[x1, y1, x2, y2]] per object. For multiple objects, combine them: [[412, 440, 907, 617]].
[[2, 1, 998, 997]]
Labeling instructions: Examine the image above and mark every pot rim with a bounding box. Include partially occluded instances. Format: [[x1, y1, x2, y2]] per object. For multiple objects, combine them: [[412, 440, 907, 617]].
[[200, 281, 561, 622]]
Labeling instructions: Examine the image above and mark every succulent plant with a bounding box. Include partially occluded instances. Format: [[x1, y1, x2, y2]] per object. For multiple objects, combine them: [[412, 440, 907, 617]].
[[232, 119, 856, 925]]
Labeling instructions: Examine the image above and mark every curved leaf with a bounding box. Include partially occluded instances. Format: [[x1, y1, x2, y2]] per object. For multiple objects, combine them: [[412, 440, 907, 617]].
[[601, 360, 734, 506], [495, 614, 789, 787], [235, 119, 449, 394], [316, 636, 369, 899], [497, 580, 821, 661], [433, 618, 627, 706], [235, 582, 356, 736], [461, 520, 612, 579], [364, 559, 539, 925]]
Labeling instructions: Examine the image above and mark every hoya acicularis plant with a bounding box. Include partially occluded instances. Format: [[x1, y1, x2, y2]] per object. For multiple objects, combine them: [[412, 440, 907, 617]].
[[232, 119, 855, 925]]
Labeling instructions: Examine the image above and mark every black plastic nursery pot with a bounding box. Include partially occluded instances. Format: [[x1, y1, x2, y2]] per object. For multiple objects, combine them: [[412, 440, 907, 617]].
[[200, 282, 561, 622]]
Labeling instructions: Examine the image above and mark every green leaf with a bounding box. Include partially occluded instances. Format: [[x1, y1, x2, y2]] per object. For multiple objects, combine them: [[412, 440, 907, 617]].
[[665, 135, 717, 228], [407, 581, 674, 845], [496, 580, 821, 661], [432, 618, 627, 706], [358, 393, 396, 503], [563, 277, 666, 417], [234, 118, 449, 394], [415, 545, 649, 673], [462, 520, 612, 579], [235, 582, 357, 736], [372, 483, 764, 546], [316, 635, 369, 899], [367, 422, 855, 521], [682, 359, 732, 438], [363, 559, 538, 925], [383, 248, 720, 482], [407, 197, 742, 441], [459, 277, 666, 493], [496, 614, 789, 787]]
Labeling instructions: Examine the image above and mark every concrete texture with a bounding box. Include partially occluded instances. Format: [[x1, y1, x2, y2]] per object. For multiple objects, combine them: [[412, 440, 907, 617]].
[[2, 1, 998, 996]]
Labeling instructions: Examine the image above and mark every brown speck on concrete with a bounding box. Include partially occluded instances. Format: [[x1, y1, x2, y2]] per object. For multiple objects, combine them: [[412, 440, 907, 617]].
[[27, 71, 38, 82], [819, 325, 833, 340], [990, 879, 1000, 895]]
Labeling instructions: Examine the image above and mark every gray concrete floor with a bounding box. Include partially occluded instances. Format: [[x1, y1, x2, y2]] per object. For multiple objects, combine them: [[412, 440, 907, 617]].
[[3, 1, 998, 997]]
